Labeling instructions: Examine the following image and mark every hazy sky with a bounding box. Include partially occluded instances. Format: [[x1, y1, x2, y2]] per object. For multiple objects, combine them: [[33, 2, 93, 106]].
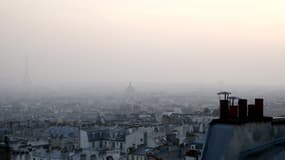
[[0, 0, 285, 88]]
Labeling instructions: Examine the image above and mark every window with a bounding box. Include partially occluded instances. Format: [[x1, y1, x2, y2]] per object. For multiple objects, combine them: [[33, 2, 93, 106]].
[[91, 155, 97, 160], [106, 156, 114, 160], [120, 142, 123, 150], [100, 141, 103, 148]]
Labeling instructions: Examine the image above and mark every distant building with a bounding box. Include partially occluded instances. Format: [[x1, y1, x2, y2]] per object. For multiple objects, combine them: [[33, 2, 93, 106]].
[[125, 82, 135, 96], [87, 128, 127, 153], [127, 145, 153, 160], [45, 126, 82, 151]]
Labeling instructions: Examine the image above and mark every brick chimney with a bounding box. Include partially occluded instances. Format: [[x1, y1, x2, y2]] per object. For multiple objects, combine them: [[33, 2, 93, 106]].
[[238, 99, 248, 120]]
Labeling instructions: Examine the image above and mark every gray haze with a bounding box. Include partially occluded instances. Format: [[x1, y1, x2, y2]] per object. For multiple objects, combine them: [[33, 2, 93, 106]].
[[1, 0, 285, 89]]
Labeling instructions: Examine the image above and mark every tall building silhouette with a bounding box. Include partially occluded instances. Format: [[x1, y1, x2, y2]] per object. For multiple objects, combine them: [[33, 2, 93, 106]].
[[125, 82, 135, 95], [124, 82, 136, 104]]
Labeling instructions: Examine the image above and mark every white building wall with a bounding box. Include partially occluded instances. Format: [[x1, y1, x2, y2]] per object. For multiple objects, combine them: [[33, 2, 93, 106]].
[[125, 128, 145, 152], [80, 130, 89, 149]]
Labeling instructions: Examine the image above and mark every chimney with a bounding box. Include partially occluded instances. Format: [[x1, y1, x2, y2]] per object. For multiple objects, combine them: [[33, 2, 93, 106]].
[[228, 97, 239, 119], [220, 100, 229, 119], [255, 98, 264, 119], [217, 91, 231, 120], [238, 99, 248, 120], [229, 106, 238, 119], [248, 104, 256, 120]]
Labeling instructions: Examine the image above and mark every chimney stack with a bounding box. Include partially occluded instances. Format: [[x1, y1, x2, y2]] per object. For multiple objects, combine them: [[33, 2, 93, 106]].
[[218, 92, 265, 122], [217, 92, 231, 120], [255, 98, 264, 119], [220, 100, 229, 119], [228, 97, 239, 119], [238, 99, 248, 120], [247, 104, 256, 120]]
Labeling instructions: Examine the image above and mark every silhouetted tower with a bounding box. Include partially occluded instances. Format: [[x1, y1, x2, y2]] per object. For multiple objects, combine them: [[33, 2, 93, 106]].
[[125, 82, 135, 95], [23, 56, 32, 87], [217, 91, 231, 120], [124, 82, 136, 106]]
